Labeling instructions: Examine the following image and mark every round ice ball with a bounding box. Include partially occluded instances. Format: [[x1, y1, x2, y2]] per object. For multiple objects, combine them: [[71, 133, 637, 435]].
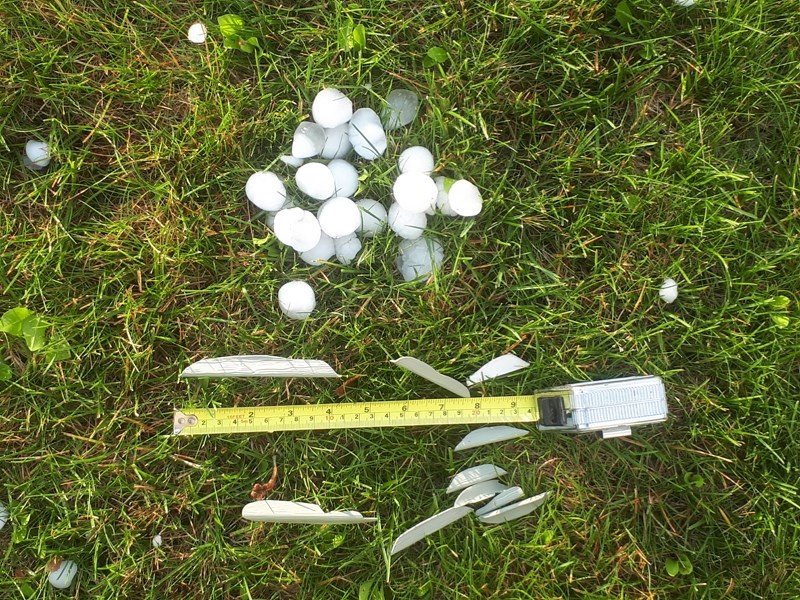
[[393, 172, 437, 214], [447, 180, 483, 217], [327, 159, 359, 198], [246, 171, 287, 211], [278, 281, 316, 320], [266, 198, 296, 228], [388, 203, 427, 239], [312, 88, 353, 129], [383, 89, 420, 130], [320, 124, 353, 160], [659, 278, 678, 304], [152, 534, 163, 548], [296, 162, 336, 200], [279, 155, 305, 168], [272, 207, 322, 252], [25, 140, 50, 169], [299, 233, 335, 266], [356, 199, 387, 238], [292, 121, 326, 159], [317, 197, 361, 239], [398, 146, 434, 175], [48, 560, 78, 590], [348, 108, 387, 160], [187, 22, 208, 44], [334, 233, 362, 265], [397, 237, 444, 282]]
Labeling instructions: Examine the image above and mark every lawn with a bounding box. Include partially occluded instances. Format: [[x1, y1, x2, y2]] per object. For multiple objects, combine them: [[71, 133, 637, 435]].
[[1, 0, 799, 598]]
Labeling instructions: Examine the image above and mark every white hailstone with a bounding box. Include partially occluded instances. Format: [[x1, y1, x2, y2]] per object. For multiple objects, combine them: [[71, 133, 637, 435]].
[[398, 146, 434, 175], [393, 172, 438, 214], [396, 237, 444, 282], [673, 0, 695, 5], [48, 560, 78, 590], [151, 534, 163, 548], [348, 108, 387, 160], [246, 171, 287, 212], [272, 207, 322, 252], [299, 233, 335, 265], [278, 281, 316, 320], [292, 121, 326, 158], [266, 198, 296, 228], [428, 176, 457, 216], [356, 199, 387, 238], [187, 22, 208, 44], [327, 159, 359, 198], [388, 203, 427, 239], [312, 88, 354, 129], [279, 155, 305, 168], [659, 278, 678, 304], [383, 89, 420, 130], [295, 162, 336, 200], [320, 123, 353, 159], [25, 140, 50, 169], [447, 180, 483, 217], [334, 233, 362, 265], [317, 197, 361, 239], [0, 501, 8, 531]]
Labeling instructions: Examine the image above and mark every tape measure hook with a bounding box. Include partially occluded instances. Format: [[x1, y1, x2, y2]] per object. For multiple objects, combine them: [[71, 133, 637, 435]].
[[173, 410, 199, 435]]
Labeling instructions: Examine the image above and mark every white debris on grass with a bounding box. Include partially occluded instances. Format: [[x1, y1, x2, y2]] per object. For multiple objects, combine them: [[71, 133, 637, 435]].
[[454, 426, 529, 451], [383, 89, 420, 130], [24, 140, 50, 170], [151, 534, 163, 548], [246, 171, 287, 212], [390, 506, 473, 555], [476, 492, 551, 524], [272, 207, 322, 252], [292, 121, 326, 158], [391, 356, 471, 398], [659, 278, 678, 304], [453, 480, 509, 508], [278, 281, 316, 320], [187, 22, 208, 44], [243, 499, 375, 524], [355, 199, 387, 238], [48, 560, 78, 590], [446, 464, 508, 494], [474, 486, 526, 517], [465, 354, 530, 387]]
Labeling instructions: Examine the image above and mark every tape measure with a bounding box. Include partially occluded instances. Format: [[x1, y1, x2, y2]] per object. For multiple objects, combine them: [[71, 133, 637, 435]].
[[173, 394, 546, 436]]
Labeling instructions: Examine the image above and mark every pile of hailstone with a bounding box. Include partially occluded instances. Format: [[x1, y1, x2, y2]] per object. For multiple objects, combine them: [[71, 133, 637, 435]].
[[246, 87, 483, 318]]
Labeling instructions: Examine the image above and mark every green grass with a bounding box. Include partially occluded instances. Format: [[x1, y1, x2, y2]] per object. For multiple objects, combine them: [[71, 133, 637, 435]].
[[1, 0, 799, 597]]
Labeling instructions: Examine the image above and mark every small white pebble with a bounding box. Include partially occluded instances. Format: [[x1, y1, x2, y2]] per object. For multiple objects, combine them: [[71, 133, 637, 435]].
[[48, 560, 78, 590], [312, 88, 353, 129], [187, 22, 208, 44], [659, 278, 678, 303], [398, 146, 434, 175], [393, 172, 437, 214], [356, 199, 387, 238], [151, 534, 163, 548], [246, 171, 287, 212], [295, 162, 336, 200], [292, 121, 326, 159], [25, 140, 50, 169], [334, 233, 362, 265], [447, 180, 483, 217], [317, 197, 361, 239], [388, 203, 427, 239], [278, 281, 316, 320]]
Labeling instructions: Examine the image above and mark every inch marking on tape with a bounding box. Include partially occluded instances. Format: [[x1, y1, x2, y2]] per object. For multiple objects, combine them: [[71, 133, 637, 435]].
[[173, 395, 543, 436]]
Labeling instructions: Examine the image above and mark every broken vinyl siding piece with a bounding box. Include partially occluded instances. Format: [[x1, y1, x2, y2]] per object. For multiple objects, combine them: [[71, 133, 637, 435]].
[[180, 356, 339, 378], [242, 500, 376, 524], [391, 357, 471, 398], [446, 464, 508, 494], [453, 480, 508, 508], [390, 505, 473, 555], [465, 354, 530, 387], [474, 486, 526, 517], [477, 491, 551, 524], [454, 426, 530, 451]]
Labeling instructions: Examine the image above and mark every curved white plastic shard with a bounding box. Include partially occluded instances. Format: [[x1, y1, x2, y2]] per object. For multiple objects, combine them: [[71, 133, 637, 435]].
[[446, 464, 508, 494], [477, 491, 551, 524], [474, 486, 525, 517], [242, 500, 376, 524], [453, 480, 508, 508], [391, 357, 470, 398], [465, 354, 530, 386], [180, 356, 339, 378], [454, 426, 530, 452], [390, 505, 473, 555]]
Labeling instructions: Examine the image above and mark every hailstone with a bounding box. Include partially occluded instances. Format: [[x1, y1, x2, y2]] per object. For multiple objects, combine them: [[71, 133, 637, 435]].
[[272, 207, 322, 252], [295, 162, 336, 200], [393, 172, 438, 214], [383, 89, 420, 130], [317, 197, 361, 239], [447, 180, 483, 217], [279, 155, 305, 168], [25, 140, 50, 169], [320, 124, 353, 160], [187, 22, 208, 44], [246, 171, 287, 211], [299, 233, 335, 265], [278, 281, 316, 320], [48, 560, 78, 590], [327, 159, 359, 197], [396, 237, 444, 282], [312, 88, 353, 129], [334, 233, 362, 265], [388, 203, 427, 239], [430, 176, 457, 216], [398, 146, 434, 175], [348, 108, 387, 160], [659, 278, 678, 304], [356, 199, 387, 237], [292, 121, 326, 158]]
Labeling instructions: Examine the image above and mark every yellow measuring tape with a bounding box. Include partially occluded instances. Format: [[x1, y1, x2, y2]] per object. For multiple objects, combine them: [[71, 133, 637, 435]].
[[173, 394, 547, 436]]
